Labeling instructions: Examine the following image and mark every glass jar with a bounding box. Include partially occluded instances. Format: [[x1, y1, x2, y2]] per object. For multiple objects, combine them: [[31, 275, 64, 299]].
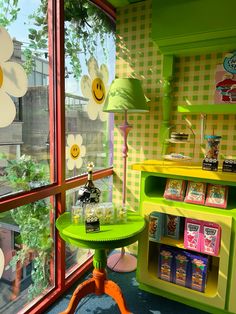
[[205, 135, 221, 160], [71, 203, 84, 224]]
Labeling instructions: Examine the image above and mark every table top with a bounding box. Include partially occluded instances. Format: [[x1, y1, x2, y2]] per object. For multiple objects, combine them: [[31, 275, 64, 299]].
[[56, 212, 146, 250]]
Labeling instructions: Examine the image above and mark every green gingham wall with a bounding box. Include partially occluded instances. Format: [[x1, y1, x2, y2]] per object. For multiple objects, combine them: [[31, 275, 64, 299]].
[[113, 0, 236, 212]]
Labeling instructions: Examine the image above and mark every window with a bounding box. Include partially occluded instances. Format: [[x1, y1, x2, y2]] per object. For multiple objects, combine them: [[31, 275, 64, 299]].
[[0, 1, 115, 313]]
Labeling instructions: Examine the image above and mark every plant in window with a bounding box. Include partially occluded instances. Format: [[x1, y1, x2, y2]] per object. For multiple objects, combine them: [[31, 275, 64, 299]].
[[0, 0, 115, 79], [4, 155, 53, 301]]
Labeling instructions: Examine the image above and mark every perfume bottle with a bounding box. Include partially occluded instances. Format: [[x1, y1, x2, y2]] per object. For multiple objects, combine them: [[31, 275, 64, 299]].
[[77, 162, 101, 204]]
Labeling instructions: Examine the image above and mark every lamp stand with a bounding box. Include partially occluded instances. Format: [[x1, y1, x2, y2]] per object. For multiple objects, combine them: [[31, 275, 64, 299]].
[[107, 110, 137, 272]]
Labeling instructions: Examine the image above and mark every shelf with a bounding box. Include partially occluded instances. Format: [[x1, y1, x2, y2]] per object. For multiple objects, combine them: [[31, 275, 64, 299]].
[[134, 159, 236, 313], [165, 139, 190, 144], [132, 160, 236, 186], [150, 235, 221, 258], [178, 104, 236, 114], [148, 255, 219, 298], [157, 236, 185, 250]]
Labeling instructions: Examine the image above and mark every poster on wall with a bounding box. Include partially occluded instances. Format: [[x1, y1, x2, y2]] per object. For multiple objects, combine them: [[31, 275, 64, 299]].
[[215, 52, 236, 103]]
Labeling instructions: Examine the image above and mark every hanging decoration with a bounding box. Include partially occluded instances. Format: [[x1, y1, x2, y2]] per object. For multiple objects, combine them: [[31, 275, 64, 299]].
[[81, 56, 109, 121], [66, 134, 86, 171], [0, 27, 28, 128]]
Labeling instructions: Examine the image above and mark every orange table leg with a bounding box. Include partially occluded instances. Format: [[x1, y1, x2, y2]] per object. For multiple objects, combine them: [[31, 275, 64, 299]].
[[60, 249, 132, 314], [104, 279, 132, 314], [59, 278, 95, 314]]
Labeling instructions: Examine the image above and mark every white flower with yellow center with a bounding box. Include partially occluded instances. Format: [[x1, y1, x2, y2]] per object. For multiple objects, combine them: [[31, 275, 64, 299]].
[[66, 134, 86, 170], [81, 56, 109, 121], [0, 27, 28, 128], [0, 248, 4, 279]]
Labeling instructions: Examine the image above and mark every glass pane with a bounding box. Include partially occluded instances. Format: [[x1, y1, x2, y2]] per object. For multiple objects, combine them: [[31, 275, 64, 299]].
[[65, 176, 113, 276], [0, 197, 55, 313], [0, 0, 54, 199], [64, 0, 115, 179]]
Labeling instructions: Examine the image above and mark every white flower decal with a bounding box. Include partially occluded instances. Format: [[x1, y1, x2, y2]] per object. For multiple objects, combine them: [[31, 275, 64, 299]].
[[66, 134, 86, 171], [0, 27, 28, 128], [0, 248, 4, 279], [81, 56, 109, 121]]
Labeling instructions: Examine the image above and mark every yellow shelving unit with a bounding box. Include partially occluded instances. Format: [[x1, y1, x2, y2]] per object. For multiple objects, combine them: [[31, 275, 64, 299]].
[[132, 160, 236, 314]]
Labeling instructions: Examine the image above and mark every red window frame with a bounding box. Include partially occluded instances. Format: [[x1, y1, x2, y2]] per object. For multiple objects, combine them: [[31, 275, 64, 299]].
[[0, 1, 115, 313]]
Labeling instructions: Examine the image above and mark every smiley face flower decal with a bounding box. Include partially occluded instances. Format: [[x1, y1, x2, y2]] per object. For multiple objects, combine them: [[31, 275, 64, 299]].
[[81, 56, 109, 121], [66, 134, 86, 171], [0, 27, 28, 128]]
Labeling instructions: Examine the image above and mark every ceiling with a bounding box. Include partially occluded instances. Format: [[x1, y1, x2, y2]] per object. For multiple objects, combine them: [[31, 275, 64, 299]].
[[106, 0, 145, 8]]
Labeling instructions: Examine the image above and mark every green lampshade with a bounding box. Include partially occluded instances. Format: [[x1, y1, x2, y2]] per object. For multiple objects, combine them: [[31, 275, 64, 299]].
[[103, 78, 150, 113]]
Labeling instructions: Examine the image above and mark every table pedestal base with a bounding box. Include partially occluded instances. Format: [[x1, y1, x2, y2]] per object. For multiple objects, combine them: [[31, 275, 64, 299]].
[[60, 268, 132, 314]]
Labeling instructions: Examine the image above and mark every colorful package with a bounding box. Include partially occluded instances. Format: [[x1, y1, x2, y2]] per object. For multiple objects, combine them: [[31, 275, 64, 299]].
[[164, 215, 183, 239], [184, 218, 202, 252], [205, 184, 228, 209], [164, 179, 186, 201], [184, 181, 207, 205], [201, 222, 221, 256], [148, 212, 164, 242], [158, 245, 175, 282], [189, 254, 208, 292], [174, 251, 190, 287]]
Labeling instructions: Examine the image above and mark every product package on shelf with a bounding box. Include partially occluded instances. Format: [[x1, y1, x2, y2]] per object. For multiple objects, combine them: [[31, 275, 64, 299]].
[[174, 251, 190, 287], [188, 253, 208, 293], [184, 181, 207, 205], [222, 159, 236, 172], [148, 212, 164, 241], [205, 184, 228, 209], [184, 218, 202, 251], [164, 179, 186, 201], [158, 245, 209, 292], [158, 245, 175, 282], [164, 215, 183, 239], [201, 222, 221, 256]]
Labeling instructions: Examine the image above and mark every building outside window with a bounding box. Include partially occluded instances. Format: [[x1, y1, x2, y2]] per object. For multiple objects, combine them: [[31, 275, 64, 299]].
[[0, 1, 115, 313]]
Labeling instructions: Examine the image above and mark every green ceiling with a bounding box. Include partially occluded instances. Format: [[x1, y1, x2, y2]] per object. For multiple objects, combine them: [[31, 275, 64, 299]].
[[106, 0, 145, 8]]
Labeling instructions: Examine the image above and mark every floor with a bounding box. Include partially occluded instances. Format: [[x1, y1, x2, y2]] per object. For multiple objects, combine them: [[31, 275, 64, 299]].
[[45, 268, 210, 314]]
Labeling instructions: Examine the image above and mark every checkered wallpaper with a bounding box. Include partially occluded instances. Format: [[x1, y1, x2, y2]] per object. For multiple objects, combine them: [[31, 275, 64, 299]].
[[113, 0, 236, 212]]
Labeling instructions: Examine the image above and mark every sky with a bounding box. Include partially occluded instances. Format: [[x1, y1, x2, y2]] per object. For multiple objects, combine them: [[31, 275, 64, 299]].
[[7, 0, 116, 95]]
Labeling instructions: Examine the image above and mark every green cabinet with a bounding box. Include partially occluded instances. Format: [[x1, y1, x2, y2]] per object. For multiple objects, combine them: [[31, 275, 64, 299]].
[[152, 0, 236, 55]]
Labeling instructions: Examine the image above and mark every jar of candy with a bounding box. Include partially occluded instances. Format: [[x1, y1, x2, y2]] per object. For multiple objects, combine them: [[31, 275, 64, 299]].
[[204, 135, 221, 160]]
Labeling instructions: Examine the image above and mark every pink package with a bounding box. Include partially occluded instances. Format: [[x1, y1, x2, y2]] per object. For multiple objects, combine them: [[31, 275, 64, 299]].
[[184, 218, 202, 252], [201, 222, 221, 256], [205, 184, 228, 209], [163, 179, 186, 201], [184, 181, 207, 205]]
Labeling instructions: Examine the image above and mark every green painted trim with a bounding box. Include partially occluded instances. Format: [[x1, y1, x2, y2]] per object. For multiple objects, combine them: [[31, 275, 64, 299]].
[[107, 0, 143, 8], [152, 0, 236, 55], [178, 104, 236, 114], [160, 55, 174, 154]]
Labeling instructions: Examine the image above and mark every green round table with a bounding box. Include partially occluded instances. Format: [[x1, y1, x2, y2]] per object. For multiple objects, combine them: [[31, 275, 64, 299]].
[[56, 212, 145, 314]]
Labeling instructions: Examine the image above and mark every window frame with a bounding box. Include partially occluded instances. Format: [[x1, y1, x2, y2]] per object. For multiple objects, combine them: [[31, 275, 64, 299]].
[[0, 1, 115, 313]]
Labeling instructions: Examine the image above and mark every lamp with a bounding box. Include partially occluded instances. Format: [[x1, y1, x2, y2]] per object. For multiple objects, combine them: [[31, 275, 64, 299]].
[[103, 78, 149, 272]]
